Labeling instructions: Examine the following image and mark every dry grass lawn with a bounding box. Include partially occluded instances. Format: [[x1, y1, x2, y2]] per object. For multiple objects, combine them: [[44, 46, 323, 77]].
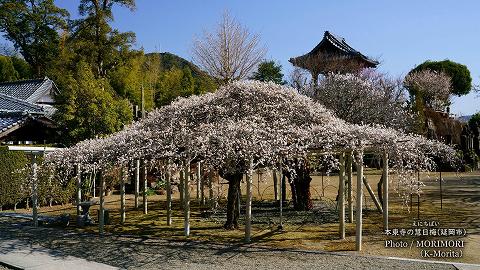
[[3, 169, 480, 263]]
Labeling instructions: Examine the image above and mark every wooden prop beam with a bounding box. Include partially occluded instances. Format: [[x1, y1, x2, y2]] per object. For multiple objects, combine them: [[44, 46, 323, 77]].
[[184, 159, 191, 237], [99, 172, 105, 234], [166, 165, 172, 226], [179, 168, 184, 206], [346, 152, 353, 223], [273, 170, 279, 201], [135, 159, 140, 209], [245, 158, 254, 242], [338, 152, 346, 239], [142, 160, 148, 214], [278, 157, 283, 229], [208, 170, 214, 208], [32, 155, 38, 228], [355, 151, 364, 251], [76, 164, 81, 216], [363, 177, 383, 213], [120, 166, 126, 224], [196, 162, 201, 202], [382, 152, 389, 230]]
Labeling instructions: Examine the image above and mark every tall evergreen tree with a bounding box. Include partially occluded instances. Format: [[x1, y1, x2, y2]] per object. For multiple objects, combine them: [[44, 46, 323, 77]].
[[251, 60, 285, 85], [0, 55, 18, 82], [72, 0, 136, 78], [10, 56, 32, 79], [181, 66, 195, 94], [54, 62, 132, 145], [0, 0, 69, 77]]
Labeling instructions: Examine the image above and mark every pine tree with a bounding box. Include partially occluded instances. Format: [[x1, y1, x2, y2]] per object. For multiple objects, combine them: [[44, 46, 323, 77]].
[[251, 60, 285, 85]]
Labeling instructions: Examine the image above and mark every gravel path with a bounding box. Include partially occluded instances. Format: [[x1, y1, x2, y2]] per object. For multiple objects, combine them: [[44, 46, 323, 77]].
[[0, 217, 458, 270]]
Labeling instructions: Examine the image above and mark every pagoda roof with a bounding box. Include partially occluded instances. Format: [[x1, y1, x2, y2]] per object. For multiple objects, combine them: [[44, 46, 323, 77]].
[[289, 31, 379, 73]]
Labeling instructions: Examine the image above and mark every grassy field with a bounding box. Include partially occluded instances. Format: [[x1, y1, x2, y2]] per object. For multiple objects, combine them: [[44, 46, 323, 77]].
[[2, 169, 480, 263]]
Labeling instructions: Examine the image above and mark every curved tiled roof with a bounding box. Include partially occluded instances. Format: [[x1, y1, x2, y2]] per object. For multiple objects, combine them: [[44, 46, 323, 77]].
[[289, 31, 379, 70], [0, 77, 58, 140], [0, 77, 57, 103], [0, 113, 28, 135], [0, 93, 44, 113]]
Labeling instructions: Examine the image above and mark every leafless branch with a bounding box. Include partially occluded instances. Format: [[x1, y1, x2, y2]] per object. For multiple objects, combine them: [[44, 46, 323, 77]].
[[192, 12, 266, 85]]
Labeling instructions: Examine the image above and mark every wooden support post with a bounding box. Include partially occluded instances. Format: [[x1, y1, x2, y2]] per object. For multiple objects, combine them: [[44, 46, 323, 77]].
[[179, 167, 184, 206], [362, 176, 383, 213], [417, 170, 420, 219], [346, 152, 353, 223], [278, 157, 283, 229], [32, 155, 38, 228], [135, 159, 140, 209], [184, 158, 190, 237], [92, 165, 96, 197], [273, 170, 278, 201], [99, 172, 105, 234], [439, 171, 443, 210], [208, 170, 214, 208], [355, 151, 364, 251], [76, 164, 81, 217], [237, 181, 241, 219], [245, 158, 254, 242], [166, 164, 172, 226], [120, 166, 126, 224], [382, 152, 389, 230], [199, 162, 205, 205], [320, 170, 324, 197], [142, 160, 148, 214], [196, 162, 200, 202], [338, 152, 345, 239]]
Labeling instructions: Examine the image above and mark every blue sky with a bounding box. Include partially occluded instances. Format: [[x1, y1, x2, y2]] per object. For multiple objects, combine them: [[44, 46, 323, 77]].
[[7, 1, 480, 115]]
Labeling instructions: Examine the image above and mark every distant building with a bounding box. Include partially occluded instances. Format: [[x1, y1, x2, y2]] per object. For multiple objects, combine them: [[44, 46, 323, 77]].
[[289, 31, 379, 84], [0, 77, 58, 144]]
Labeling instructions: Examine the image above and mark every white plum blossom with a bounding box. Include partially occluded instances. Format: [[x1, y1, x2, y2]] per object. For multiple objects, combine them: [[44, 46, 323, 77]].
[[404, 69, 452, 111], [44, 80, 459, 201], [309, 72, 413, 131]]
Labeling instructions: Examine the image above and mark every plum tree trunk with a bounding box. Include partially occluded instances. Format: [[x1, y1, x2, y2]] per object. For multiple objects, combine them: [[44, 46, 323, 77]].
[[223, 172, 243, 230], [284, 159, 313, 211], [377, 173, 384, 207], [273, 170, 278, 201]]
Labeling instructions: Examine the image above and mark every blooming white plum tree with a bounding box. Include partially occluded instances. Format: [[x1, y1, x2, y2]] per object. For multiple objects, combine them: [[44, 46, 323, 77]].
[[45, 80, 458, 229], [404, 69, 452, 111], [309, 72, 413, 131]]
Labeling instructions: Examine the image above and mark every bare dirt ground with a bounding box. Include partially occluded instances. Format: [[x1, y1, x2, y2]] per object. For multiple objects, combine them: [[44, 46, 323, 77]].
[[0, 219, 456, 270], [1, 170, 479, 266]]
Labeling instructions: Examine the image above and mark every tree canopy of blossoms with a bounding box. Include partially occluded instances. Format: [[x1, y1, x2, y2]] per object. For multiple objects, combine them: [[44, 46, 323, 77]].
[[306, 72, 413, 132], [44, 81, 459, 198], [404, 69, 452, 111]]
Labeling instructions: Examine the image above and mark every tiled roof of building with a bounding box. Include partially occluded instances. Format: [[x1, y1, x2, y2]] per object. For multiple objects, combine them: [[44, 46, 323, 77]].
[[289, 31, 379, 72], [0, 113, 28, 136], [0, 77, 57, 103], [319, 31, 379, 66], [0, 77, 58, 140], [0, 93, 44, 113]]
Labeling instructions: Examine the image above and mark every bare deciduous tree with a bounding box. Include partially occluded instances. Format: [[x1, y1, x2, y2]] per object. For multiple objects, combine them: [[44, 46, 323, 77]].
[[192, 12, 266, 85], [289, 67, 311, 94]]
